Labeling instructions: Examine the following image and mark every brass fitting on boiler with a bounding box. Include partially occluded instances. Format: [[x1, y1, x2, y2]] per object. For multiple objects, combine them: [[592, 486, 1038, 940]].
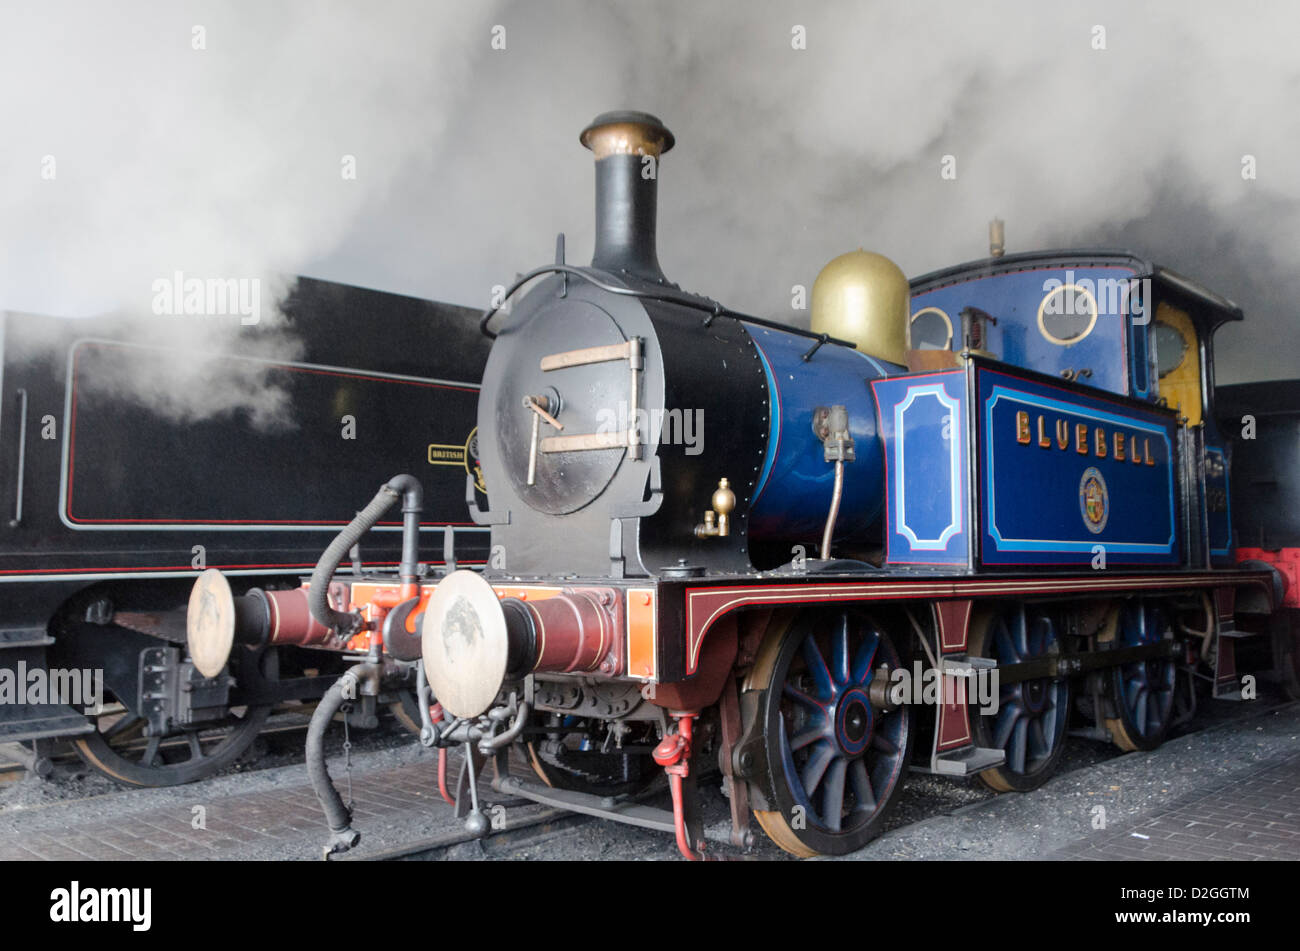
[[694, 478, 736, 538]]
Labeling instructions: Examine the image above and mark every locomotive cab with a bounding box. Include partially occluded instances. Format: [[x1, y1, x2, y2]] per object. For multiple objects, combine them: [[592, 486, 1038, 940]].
[[905, 252, 1241, 568]]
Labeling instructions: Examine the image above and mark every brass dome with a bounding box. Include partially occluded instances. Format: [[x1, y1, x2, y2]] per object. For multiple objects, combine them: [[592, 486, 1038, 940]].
[[810, 249, 909, 366]]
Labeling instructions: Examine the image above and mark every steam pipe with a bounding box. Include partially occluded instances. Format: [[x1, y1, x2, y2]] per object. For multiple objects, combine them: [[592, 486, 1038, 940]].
[[820, 457, 845, 560], [386, 473, 424, 585]]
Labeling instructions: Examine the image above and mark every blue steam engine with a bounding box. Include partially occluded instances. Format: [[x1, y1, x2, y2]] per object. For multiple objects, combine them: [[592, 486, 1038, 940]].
[[189, 113, 1286, 858]]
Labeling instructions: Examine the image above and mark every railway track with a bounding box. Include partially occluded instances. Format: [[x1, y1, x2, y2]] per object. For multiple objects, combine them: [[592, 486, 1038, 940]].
[[0, 709, 413, 788]]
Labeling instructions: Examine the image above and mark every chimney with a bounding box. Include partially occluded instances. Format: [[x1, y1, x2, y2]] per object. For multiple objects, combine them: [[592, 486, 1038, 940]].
[[580, 111, 675, 282]]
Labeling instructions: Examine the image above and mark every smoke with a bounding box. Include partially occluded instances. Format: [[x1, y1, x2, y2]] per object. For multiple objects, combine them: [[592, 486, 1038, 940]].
[[3, 0, 1297, 400], [0, 0, 500, 423], [310, 0, 1300, 384]]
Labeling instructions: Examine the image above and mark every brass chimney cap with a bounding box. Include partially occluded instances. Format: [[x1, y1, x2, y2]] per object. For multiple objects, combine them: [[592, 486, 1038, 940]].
[[580, 110, 675, 159]]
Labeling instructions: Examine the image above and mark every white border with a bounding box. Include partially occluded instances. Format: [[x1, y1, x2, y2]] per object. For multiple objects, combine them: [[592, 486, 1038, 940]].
[[894, 384, 962, 550]]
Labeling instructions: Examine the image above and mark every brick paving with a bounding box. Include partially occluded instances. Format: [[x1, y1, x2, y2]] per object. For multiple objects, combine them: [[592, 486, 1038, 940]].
[[0, 749, 531, 861], [1052, 748, 1300, 861], [3, 705, 1297, 862]]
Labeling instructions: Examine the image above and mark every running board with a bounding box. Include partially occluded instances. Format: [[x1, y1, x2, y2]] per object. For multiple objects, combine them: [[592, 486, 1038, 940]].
[[932, 745, 1005, 777]]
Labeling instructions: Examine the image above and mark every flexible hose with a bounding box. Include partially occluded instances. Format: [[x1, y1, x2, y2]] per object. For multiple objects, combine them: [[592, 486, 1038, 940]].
[[309, 487, 396, 634], [307, 671, 358, 835], [308, 474, 422, 635]]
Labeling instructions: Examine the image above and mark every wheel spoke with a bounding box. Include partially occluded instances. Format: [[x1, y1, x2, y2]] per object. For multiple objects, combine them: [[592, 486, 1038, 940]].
[[850, 630, 879, 686], [784, 684, 825, 711], [799, 740, 835, 796], [993, 705, 1020, 749], [849, 759, 876, 814], [831, 615, 851, 687], [1009, 718, 1028, 774], [103, 716, 144, 743], [1029, 615, 1053, 657], [789, 726, 824, 752], [1028, 716, 1049, 759], [1041, 699, 1059, 740], [801, 636, 833, 701], [821, 758, 847, 832], [871, 732, 897, 755], [186, 732, 204, 761], [1135, 689, 1149, 735], [994, 620, 1019, 664], [140, 735, 162, 767], [1013, 605, 1029, 658]]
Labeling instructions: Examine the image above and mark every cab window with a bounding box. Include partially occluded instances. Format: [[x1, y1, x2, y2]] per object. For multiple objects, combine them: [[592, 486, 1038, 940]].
[[1152, 303, 1202, 425]]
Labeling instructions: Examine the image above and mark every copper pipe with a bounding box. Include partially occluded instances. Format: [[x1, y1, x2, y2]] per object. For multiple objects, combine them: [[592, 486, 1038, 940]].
[[820, 454, 845, 560]]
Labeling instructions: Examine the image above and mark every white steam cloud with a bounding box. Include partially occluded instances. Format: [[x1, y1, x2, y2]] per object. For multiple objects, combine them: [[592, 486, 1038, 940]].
[[2, 0, 1297, 400]]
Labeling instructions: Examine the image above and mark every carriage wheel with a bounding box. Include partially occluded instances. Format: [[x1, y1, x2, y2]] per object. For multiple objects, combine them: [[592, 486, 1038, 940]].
[[74, 648, 276, 787], [1101, 600, 1176, 752], [969, 603, 1071, 792], [746, 609, 911, 857]]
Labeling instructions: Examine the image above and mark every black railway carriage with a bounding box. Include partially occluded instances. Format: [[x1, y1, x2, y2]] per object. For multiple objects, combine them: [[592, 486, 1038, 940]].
[[1, 278, 489, 784], [1218, 380, 1300, 698], [192, 113, 1283, 859]]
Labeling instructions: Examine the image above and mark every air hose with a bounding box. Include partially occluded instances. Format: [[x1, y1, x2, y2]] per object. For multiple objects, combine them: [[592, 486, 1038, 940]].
[[307, 667, 364, 856], [307, 474, 424, 635]]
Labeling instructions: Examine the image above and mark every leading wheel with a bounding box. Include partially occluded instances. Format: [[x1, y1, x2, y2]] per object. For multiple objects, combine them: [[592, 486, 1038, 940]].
[[969, 603, 1071, 792], [74, 648, 276, 787], [1102, 600, 1176, 752], [747, 609, 912, 857]]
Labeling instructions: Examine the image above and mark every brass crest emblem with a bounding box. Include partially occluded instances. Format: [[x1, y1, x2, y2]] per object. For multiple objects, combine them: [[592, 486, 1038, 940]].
[[465, 427, 486, 494], [1078, 466, 1109, 534]]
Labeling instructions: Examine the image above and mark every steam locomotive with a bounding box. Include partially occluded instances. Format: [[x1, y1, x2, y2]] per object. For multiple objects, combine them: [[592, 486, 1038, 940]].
[[0, 279, 489, 785], [188, 112, 1291, 858]]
